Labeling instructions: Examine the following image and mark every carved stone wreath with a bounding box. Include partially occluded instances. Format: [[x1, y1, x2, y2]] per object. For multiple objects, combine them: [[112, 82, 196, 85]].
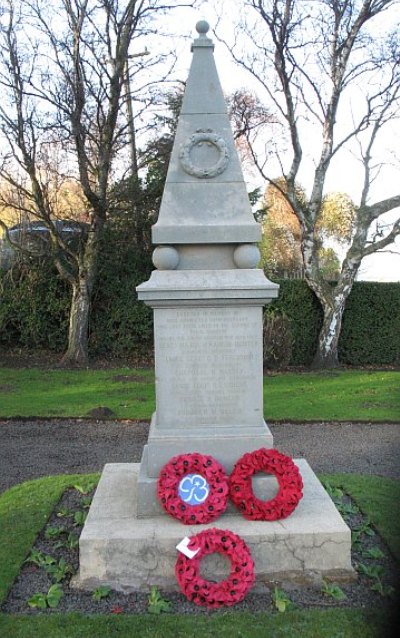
[[179, 128, 229, 179]]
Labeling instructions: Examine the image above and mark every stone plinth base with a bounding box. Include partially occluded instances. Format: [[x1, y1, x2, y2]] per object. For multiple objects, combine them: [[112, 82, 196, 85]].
[[74, 460, 354, 592], [143, 414, 274, 478], [136, 414, 274, 518]]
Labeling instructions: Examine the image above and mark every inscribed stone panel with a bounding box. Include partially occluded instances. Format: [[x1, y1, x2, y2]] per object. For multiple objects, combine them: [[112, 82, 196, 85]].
[[154, 306, 263, 429]]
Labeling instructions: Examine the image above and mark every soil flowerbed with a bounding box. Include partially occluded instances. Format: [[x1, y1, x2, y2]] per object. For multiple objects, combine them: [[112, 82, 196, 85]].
[[1, 479, 398, 619]]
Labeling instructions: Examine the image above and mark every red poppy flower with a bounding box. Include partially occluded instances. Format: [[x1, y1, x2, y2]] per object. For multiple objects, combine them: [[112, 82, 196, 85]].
[[175, 528, 254, 608], [229, 448, 303, 521], [157, 453, 229, 524]]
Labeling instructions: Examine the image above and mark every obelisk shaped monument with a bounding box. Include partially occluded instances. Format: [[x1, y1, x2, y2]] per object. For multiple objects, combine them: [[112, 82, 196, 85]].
[[136, 21, 279, 516], [76, 23, 353, 591]]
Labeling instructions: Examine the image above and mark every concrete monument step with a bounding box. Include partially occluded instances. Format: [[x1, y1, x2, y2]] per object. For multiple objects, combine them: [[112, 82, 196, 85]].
[[74, 460, 354, 592]]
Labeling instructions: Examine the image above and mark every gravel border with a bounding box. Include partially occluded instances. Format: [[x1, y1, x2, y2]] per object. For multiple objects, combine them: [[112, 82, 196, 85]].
[[1, 419, 399, 495]]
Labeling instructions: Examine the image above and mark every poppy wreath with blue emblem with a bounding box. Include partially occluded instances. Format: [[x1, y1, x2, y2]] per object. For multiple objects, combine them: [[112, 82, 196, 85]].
[[175, 528, 255, 608], [157, 453, 229, 524], [229, 448, 303, 521]]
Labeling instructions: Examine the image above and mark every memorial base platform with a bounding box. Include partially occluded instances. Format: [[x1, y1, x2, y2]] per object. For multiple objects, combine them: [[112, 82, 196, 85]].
[[73, 460, 355, 592]]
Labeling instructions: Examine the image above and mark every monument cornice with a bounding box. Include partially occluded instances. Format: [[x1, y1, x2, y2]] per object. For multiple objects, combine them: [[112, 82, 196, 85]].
[[137, 269, 279, 306]]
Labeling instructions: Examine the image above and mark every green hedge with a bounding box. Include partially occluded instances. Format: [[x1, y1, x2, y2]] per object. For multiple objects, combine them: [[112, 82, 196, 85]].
[[266, 279, 400, 366], [338, 282, 400, 365], [88, 227, 153, 357], [266, 280, 323, 366], [0, 236, 154, 358], [1, 262, 399, 366], [0, 259, 70, 351]]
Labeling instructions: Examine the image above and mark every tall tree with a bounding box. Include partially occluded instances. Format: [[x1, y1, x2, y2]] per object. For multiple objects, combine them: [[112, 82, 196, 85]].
[[218, 0, 400, 367], [228, 88, 278, 171], [0, 0, 192, 365], [261, 179, 355, 280], [260, 177, 304, 276]]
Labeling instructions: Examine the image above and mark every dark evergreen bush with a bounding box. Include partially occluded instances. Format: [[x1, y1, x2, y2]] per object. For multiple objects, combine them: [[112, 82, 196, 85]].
[[1, 258, 399, 366], [267, 279, 323, 365], [262, 310, 293, 368], [338, 282, 400, 365], [266, 279, 400, 366], [0, 258, 70, 351], [88, 222, 154, 357]]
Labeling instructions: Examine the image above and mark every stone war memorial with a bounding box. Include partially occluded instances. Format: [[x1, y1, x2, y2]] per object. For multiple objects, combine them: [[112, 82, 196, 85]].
[[75, 21, 354, 605]]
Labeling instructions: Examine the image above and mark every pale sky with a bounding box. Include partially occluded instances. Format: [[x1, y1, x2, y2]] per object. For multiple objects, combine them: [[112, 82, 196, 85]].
[[1, 1, 399, 281], [158, 1, 400, 282]]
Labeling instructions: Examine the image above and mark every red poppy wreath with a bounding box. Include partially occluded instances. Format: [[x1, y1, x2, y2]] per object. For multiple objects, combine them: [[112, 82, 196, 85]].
[[229, 448, 303, 521], [175, 528, 255, 608], [157, 453, 229, 524]]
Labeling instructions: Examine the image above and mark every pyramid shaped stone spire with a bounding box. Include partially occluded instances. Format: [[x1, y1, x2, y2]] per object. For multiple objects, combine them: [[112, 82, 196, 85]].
[[152, 20, 261, 245]]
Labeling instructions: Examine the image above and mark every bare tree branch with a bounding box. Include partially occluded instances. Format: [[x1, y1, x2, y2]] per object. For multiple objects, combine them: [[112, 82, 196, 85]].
[[220, 0, 400, 366]]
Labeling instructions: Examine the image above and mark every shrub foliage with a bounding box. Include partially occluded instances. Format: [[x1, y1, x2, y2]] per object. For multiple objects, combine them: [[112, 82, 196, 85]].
[[1, 262, 399, 366], [266, 279, 400, 366], [0, 258, 70, 351], [266, 279, 323, 366], [338, 282, 400, 365], [262, 311, 293, 369], [88, 220, 153, 357]]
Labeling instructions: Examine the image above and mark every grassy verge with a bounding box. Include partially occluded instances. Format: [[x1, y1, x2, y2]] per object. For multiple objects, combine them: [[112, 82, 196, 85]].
[[0, 474, 99, 605], [0, 368, 155, 420], [0, 368, 399, 421], [0, 473, 398, 637], [0, 608, 392, 638], [264, 370, 400, 421], [322, 473, 400, 560]]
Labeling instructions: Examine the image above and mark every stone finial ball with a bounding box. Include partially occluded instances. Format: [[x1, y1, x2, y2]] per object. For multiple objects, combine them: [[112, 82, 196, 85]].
[[152, 246, 180, 270], [196, 20, 210, 34], [233, 244, 261, 269]]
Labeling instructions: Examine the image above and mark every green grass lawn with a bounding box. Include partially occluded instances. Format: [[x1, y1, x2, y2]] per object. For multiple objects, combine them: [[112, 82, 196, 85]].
[[0, 367, 399, 421], [264, 369, 400, 421], [0, 473, 398, 638], [0, 608, 392, 638]]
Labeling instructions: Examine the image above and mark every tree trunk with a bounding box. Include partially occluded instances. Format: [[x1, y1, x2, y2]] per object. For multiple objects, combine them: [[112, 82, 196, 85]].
[[312, 295, 347, 369], [60, 277, 91, 367], [304, 232, 360, 369]]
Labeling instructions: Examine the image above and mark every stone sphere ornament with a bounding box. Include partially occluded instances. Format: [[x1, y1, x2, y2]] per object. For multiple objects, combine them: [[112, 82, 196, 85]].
[[152, 245, 179, 270], [175, 528, 255, 608], [157, 453, 229, 524], [196, 20, 210, 34], [233, 244, 261, 269]]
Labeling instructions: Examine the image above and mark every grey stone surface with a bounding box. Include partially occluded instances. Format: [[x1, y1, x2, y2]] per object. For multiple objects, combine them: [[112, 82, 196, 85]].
[[180, 29, 226, 115], [154, 305, 264, 430], [134, 299, 276, 493], [153, 183, 261, 244], [137, 446, 293, 518], [136, 22, 280, 516], [76, 460, 354, 592], [173, 244, 236, 270], [77, 21, 352, 586], [233, 244, 261, 269], [152, 246, 180, 270], [169, 116, 241, 183], [143, 419, 274, 477], [137, 269, 279, 304], [151, 25, 260, 246]]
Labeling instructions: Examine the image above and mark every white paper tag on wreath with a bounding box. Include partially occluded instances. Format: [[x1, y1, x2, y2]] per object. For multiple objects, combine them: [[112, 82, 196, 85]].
[[176, 536, 200, 559]]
